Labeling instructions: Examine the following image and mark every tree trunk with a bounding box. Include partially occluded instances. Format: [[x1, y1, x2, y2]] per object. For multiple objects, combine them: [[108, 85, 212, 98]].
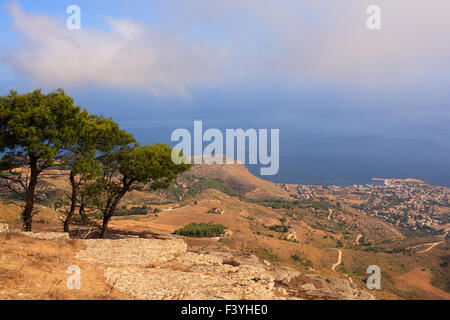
[[99, 186, 129, 238], [63, 171, 77, 233], [100, 213, 112, 238], [79, 202, 88, 223], [22, 156, 39, 232]]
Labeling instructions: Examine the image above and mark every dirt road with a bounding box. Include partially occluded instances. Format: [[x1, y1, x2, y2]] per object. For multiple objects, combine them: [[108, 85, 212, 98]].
[[327, 209, 333, 221], [331, 249, 353, 283], [331, 249, 342, 271], [407, 241, 445, 253], [417, 241, 445, 253]]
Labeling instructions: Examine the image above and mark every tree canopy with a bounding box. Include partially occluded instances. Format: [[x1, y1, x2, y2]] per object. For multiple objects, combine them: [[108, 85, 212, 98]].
[[61, 114, 136, 232], [0, 89, 86, 230], [0, 89, 190, 236], [93, 143, 190, 237]]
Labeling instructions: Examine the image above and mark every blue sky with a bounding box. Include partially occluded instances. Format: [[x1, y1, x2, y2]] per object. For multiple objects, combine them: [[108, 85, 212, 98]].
[[0, 1, 449, 185]]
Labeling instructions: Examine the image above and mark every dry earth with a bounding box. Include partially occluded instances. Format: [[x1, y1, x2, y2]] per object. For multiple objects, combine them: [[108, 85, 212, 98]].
[[0, 231, 130, 300], [75, 235, 374, 300], [395, 267, 450, 300], [0, 224, 374, 300]]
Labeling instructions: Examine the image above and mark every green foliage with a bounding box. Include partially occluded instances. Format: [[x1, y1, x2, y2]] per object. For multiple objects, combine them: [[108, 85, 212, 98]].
[[115, 205, 161, 216], [120, 144, 184, 188], [268, 224, 290, 233], [0, 89, 190, 235], [385, 247, 410, 254], [88, 143, 190, 237], [291, 254, 301, 261], [362, 246, 380, 253], [0, 89, 87, 230], [247, 247, 280, 262], [247, 198, 333, 210], [65, 115, 135, 176], [0, 89, 85, 168], [291, 254, 313, 268], [173, 222, 227, 237], [163, 175, 240, 200], [117, 216, 141, 221], [102, 144, 191, 192], [59, 114, 138, 231]]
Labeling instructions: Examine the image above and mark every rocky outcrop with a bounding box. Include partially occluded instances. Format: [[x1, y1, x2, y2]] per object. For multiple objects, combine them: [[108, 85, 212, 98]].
[[20, 231, 69, 240], [77, 238, 187, 266], [286, 230, 297, 241], [0, 226, 69, 240], [0, 223, 9, 233], [284, 274, 374, 300], [223, 229, 233, 237], [76, 237, 374, 300]]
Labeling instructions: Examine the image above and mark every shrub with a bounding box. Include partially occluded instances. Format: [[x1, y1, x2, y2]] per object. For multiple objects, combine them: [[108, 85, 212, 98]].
[[269, 225, 290, 233], [115, 205, 150, 216], [174, 222, 227, 238], [291, 254, 313, 268], [291, 254, 301, 262]]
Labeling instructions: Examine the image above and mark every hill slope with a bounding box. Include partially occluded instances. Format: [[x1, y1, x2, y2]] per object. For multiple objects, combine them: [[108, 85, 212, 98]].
[[185, 160, 289, 200]]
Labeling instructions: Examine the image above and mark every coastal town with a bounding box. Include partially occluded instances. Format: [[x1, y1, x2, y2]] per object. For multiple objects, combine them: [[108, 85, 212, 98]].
[[280, 179, 450, 235]]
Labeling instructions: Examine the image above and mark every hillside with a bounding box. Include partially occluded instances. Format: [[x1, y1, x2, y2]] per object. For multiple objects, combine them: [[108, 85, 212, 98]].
[[184, 156, 289, 200], [0, 231, 375, 300], [0, 164, 449, 300]]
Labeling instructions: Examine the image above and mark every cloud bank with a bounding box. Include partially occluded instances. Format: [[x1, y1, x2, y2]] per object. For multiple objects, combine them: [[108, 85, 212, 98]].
[[5, 3, 227, 96], [4, 1, 450, 95]]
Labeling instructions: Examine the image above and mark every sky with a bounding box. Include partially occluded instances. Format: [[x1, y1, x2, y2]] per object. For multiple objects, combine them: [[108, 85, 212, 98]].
[[0, 1, 449, 186]]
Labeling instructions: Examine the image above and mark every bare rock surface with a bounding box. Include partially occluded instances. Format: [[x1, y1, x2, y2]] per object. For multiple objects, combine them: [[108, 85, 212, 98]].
[[76, 237, 374, 300], [0, 227, 69, 239], [0, 223, 9, 233], [76, 238, 187, 266], [285, 274, 375, 300], [19, 231, 69, 240]]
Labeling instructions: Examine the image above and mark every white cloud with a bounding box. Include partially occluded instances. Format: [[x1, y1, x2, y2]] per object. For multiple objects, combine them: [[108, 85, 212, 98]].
[[165, 0, 450, 88], [5, 3, 227, 96], [4, 1, 450, 95]]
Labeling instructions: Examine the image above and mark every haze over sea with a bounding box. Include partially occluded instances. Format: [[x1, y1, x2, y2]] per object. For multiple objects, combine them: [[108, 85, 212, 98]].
[[74, 85, 450, 188]]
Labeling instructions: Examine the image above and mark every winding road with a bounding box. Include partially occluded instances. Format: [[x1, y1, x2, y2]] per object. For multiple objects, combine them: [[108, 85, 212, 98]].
[[407, 241, 445, 253], [327, 209, 333, 221], [331, 249, 353, 284], [331, 249, 342, 271], [416, 241, 445, 253]]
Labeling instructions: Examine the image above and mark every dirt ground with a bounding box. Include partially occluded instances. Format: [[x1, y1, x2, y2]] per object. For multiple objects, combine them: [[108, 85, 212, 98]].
[[0, 231, 131, 300], [395, 267, 450, 300], [109, 200, 249, 234]]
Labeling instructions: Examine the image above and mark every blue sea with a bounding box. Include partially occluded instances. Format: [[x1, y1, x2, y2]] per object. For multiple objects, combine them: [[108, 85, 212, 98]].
[[123, 123, 450, 187], [76, 86, 450, 187]]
